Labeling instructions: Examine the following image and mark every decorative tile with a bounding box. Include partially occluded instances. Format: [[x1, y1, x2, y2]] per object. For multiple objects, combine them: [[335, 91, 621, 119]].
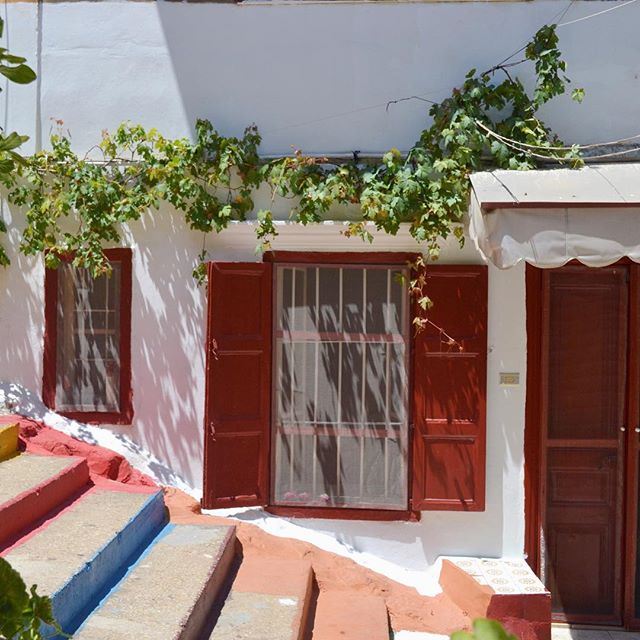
[[443, 556, 548, 595]]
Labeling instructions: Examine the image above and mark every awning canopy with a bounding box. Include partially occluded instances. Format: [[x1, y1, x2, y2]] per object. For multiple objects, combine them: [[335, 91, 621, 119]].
[[469, 163, 640, 269]]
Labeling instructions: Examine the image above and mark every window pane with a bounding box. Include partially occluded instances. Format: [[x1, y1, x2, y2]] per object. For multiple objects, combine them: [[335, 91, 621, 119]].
[[55, 262, 122, 412], [273, 264, 409, 510], [318, 268, 340, 333], [342, 268, 363, 333]]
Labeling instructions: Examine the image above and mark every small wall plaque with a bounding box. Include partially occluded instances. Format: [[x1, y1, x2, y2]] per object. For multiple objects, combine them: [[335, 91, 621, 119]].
[[500, 372, 520, 386]]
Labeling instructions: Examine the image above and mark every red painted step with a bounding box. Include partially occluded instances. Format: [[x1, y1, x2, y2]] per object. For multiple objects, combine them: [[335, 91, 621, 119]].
[[0, 452, 90, 546], [209, 557, 313, 640], [311, 592, 390, 640]]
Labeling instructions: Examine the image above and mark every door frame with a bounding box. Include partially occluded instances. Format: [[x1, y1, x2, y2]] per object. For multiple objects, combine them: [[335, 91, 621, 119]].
[[525, 261, 640, 629]]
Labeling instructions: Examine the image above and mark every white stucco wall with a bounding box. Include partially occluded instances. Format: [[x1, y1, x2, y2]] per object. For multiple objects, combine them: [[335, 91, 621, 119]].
[[4, 1, 640, 156], [1, 0, 637, 571], [0, 205, 527, 570]]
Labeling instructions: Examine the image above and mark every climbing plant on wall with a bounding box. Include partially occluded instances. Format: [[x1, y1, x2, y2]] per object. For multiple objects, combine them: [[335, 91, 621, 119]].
[[0, 16, 36, 266], [4, 24, 582, 279]]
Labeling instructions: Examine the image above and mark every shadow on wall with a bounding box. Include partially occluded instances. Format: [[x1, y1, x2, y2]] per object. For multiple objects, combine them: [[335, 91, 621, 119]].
[[154, 0, 640, 155], [121, 207, 208, 491], [0, 202, 210, 492], [152, 2, 467, 155], [0, 380, 197, 494], [0, 232, 45, 393]]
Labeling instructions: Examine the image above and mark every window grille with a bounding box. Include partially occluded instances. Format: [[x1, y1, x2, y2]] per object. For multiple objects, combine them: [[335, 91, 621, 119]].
[[273, 264, 409, 510], [55, 262, 122, 412]]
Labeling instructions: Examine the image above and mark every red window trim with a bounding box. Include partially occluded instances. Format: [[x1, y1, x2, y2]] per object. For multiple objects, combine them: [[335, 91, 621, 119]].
[[43, 248, 134, 425], [266, 251, 418, 522], [267, 505, 420, 522], [263, 250, 419, 265]]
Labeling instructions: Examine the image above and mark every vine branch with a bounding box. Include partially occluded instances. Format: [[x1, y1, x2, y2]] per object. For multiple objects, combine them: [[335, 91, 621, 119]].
[[2, 24, 583, 285]]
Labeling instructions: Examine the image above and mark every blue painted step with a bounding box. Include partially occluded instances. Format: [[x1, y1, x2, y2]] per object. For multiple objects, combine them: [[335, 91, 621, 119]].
[[74, 523, 237, 640], [2, 486, 166, 637]]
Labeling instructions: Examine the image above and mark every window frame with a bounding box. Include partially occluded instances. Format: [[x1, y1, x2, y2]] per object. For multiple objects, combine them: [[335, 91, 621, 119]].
[[42, 248, 133, 425], [264, 250, 420, 521]]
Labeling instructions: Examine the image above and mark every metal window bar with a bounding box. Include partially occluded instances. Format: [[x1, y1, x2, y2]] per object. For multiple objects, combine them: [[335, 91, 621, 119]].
[[273, 264, 409, 510], [56, 265, 121, 412]]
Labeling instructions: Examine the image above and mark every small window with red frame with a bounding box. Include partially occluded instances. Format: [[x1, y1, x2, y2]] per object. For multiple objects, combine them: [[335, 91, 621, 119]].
[[43, 249, 133, 424]]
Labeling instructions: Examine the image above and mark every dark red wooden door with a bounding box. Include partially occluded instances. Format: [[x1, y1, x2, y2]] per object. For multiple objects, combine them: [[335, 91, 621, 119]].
[[203, 262, 272, 509], [542, 265, 628, 624]]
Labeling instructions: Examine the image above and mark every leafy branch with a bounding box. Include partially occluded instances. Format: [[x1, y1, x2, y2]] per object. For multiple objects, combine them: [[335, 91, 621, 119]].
[[4, 24, 582, 279], [0, 558, 66, 640], [452, 618, 519, 640], [0, 16, 36, 266]]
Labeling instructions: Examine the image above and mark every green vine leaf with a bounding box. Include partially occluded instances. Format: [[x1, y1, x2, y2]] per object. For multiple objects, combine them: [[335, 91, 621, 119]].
[[572, 87, 585, 103], [2, 24, 582, 278]]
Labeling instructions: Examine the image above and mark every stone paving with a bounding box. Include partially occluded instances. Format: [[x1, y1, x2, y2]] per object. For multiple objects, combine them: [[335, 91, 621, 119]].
[[552, 628, 640, 640], [394, 627, 640, 639]]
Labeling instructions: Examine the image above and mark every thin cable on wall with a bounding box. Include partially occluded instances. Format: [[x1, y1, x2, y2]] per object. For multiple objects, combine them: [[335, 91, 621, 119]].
[[261, 0, 638, 140], [558, 0, 639, 28], [474, 121, 640, 153]]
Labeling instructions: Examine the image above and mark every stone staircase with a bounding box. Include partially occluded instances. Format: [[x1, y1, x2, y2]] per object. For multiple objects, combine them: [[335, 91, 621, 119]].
[[1, 417, 551, 639], [0, 424, 392, 640]]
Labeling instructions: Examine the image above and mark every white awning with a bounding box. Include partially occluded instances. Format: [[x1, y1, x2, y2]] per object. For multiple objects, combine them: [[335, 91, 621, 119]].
[[469, 164, 640, 269]]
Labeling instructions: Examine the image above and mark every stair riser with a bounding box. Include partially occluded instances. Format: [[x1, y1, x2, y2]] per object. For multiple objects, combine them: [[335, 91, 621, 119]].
[[0, 422, 18, 461], [178, 526, 236, 640], [296, 570, 314, 640], [73, 524, 237, 640], [42, 490, 167, 638], [209, 558, 314, 640], [0, 458, 90, 547]]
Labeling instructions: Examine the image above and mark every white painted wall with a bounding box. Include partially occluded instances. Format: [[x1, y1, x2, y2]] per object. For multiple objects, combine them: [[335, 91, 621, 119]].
[[4, 1, 640, 156], [1, 0, 634, 571], [0, 206, 527, 570]]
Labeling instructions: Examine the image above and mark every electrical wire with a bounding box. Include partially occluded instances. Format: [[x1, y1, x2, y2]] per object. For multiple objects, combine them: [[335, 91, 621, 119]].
[[558, 0, 639, 28], [263, 0, 637, 139], [474, 120, 640, 153], [477, 121, 640, 163]]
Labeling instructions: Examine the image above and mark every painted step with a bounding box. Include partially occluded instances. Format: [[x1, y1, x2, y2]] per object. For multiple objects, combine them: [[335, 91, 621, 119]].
[[1, 485, 165, 636], [312, 592, 390, 640], [209, 557, 313, 640], [74, 523, 236, 640], [0, 421, 19, 461], [0, 452, 90, 545]]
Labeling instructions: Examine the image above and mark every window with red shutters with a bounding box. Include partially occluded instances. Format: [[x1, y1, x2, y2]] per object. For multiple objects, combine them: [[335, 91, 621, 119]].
[[43, 248, 133, 425], [203, 257, 488, 517]]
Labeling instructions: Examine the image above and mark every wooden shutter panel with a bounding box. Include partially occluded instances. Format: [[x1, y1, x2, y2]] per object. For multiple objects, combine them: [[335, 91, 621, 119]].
[[411, 265, 488, 511], [203, 262, 272, 509]]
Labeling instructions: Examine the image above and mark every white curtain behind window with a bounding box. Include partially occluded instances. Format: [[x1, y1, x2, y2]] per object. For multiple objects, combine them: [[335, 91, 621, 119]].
[[273, 265, 409, 510], [56, 263, 121, 412]]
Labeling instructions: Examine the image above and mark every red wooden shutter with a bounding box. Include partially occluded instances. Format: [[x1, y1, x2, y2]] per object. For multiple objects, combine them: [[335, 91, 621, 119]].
[[411, 265, 488, 511], [203, 262, 272, 509]]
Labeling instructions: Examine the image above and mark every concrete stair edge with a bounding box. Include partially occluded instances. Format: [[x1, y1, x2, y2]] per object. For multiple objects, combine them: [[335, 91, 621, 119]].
[[177, 524, 237, 639], [296, 562, 314, 640], [42, 489, 167, 635], [73, 523, 237, 640], [0, 455, 90, 546], [209, 557, 315, 640]]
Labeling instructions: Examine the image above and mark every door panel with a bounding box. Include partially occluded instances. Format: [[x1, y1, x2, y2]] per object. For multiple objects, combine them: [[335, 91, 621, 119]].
[[542, 265, 627, 623]]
